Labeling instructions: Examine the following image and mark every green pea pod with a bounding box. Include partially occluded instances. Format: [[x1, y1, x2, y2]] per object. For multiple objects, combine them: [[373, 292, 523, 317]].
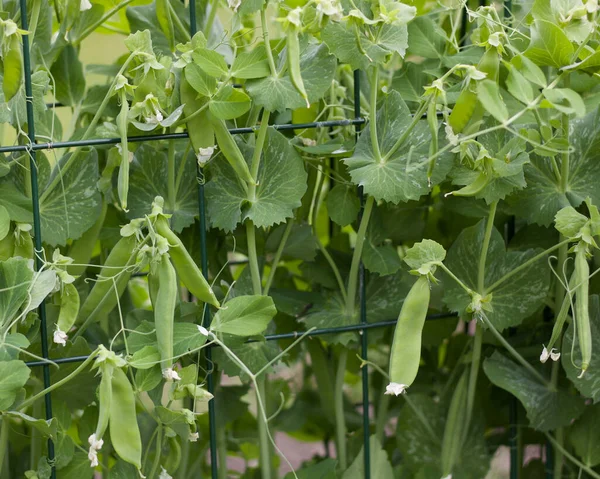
[[110, 366, 142, 469], [68, 201, 107, 276], [180, 77, 215, 153], [153, 254, 177, 371], [148, 267, 160, 310], [450, 172, 489, 198], [77, 236, 137, 332], [164, 435, 182, 474], [287, 27, 310, 108], [3, 34, 22, 102], [389, 275, 430, 387], [209, 114, 255, 186], [575, 246, 591, 375], [427, 98, 438, 185], [546, 270, 576, 352], [117, 92, 130, 212], [154, 216, 220, 307], [448, 89, 477, 134], [56, 283, 80, 334], [156, 0, 175, 51], [95, 364, 113, 440], [441, 371, 468, 476]]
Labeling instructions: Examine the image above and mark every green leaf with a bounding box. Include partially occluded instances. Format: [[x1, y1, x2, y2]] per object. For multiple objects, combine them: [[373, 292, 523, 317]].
[[562, 295, 600, 401], [511, 54, 548, 88], [209, 86, 251, 120], [185, 62, 217, 97], [50, 45, 85, 106], [246, 43, 336, 112], [344, 91, 452, 203], [284, 459, 337, 479], [508, 108, 600, 226], [265, 223, 318, 261], [40, 148, 102, 246], [322, 21, 388, 70], [25, 270, 57, 314], [524, 20, 574, 69], [505, 65, 535, 105], [211, 295, 276, 336], [5, 411, 57, 440], [127, 144, 198, 233], [0, 258, 33, 329], [231, 46, 270, 79], [483, 351, 584, 431], [443, 220, 550, 330], [476, 80, 509, 123], [0, 205, 9, 241], [57, 452, 92, 478], [554, 206, 588, 238], [192, 49, 229, 78], [0, 333, 30, 361], [326, 185, 360, 227], [542, 88, 586, 117], [206, 128, 308, 231], [135, 366, 163, 392], [342, 436, 393, 479], [0, 183, 32, 223], [362, 242, 402, 276], [406, 17, 446, 59], [0, 360, 30, 410], [568, 404, 600, 467], [129, 345, 160, 370], [404, 239, 446, 275], [213, 340, 280, 379]]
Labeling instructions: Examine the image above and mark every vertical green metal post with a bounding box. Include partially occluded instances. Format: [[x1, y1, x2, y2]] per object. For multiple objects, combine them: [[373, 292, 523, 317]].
[[18, 1, 56, 477], [355, 70, 371, 478], [188, 2, 219, 478]]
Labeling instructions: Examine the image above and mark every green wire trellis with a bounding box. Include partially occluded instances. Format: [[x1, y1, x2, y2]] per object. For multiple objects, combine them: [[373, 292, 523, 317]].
[[7, 1, 528, 478]]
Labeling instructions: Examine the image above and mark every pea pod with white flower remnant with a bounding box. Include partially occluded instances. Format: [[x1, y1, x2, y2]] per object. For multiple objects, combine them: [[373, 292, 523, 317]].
[[386, 275, 430, 396], [575, 243, 591, 377]]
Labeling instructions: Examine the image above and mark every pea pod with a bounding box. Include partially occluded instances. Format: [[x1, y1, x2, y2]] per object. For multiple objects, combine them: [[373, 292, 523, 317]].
[[441, 371, 468, 476], [154, 216, 219, 307], [3, 34, 22, 102], [95, 365, 113, 440], [109, 366, 142, 469], [388, 275, 430, 391], [450, 172, 489, 198], [426, 97, 438, 185], [68, 202, 107, 276], [209, 113, 255, 186], [575, 246, 591, 376], [287, 26, 310, 108], [164, 435, 182, 474], [545, 270, 577, 355], [117, 91, 130, 212], [153, 254, 177, 371], [76, 235, 137, 332], [56, 283, 80, 334]]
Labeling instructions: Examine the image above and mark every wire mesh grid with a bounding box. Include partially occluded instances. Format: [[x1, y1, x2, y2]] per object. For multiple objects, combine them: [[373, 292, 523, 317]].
[[6, 0, 526, 478]]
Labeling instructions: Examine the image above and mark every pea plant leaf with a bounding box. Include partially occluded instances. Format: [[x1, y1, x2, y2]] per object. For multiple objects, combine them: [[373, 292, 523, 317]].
[[205, 128, 308, 231], [443, 220, 550, 330], [404, 239, 446, 275], [568, 404, 600, 467], [483, 351, 585, 431], [127, 145, 198, 233], [508, 108, 600, 226], [0, 258, 33, 330], [231, 46, 270, 79], [326, 184, 360, 227], [50, 45, 85, 107], [209, 86, 252, 120], [344, 91, 452, 204], [342, 436, 394, 479], [246, 43, 336, 112], [524, 20, 575, 69], [0, 360, 31, 410], [210, 295, 277, 336]]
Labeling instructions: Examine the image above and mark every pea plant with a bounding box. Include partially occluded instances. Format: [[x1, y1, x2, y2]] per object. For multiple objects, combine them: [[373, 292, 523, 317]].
[[1, 0, 600, 477]]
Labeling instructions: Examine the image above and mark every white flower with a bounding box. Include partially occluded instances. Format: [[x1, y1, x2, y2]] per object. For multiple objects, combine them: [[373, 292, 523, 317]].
[[550, 349, 561, 361], [80, 0, 92, 11], [540, 346, 560, 363], [197, 146, 215, 167], [53, 328, 68, 347], [445, 124, 459, 147], [316, 0, 343, 21], [159, 467, 173, 479], [301, 137, 317, 147], [385, 382, 408, 396], [197, 325, 210, 337], [488, 32, 501, 47], [228, 0, 241, 11], [189, 432, 199, 442], [88, 434, 103, 468], [540, 346, 549, 363], [162, 368, 181, 381], [464, 65, 487, 82], [287, 7, 303, 27]]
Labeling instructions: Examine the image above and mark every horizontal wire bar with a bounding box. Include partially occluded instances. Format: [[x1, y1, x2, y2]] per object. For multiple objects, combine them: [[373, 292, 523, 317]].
[[0, 118, 366, 153], [24, 312, 457, 368]]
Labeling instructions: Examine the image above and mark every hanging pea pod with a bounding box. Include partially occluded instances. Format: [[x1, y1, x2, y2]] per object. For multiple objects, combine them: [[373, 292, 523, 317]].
[[117, 91, 131, 212], [109, 366, 143, 470], [152, 253, 177, 372], [441, 371, 469, 476], [154, 215, 220, 308], [426, 97, 438, 186], [2, 32, 22, 102], [164, 435, 182, 474], [209, 113, 255, 185], [387, 275, 430, 395], [56, 283, 80, 337], [87, 364, 113, 468], [575, 245, 591, 376], [287, 26, 310, 108], [449, 171, 490, 198], [543, 270, 576, 359]]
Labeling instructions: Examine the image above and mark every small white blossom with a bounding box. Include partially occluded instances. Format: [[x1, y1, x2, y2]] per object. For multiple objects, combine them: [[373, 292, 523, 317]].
[[540, 346, 560, 363], [445, 124, 459, 147], [287, 7, 302, 27], [197, 325, 210, 337], [551, 349, 561, 361], [159, 467, 173, 479], [197, 146, 215, 167], [464, 65, 487, 82], [87, 434, 103, 468], [301, 137, 317, 147], [53, 328, 68, 346], [189, 432, 199, 442], [488, 32, 501, 47], [162, 368, 181, 381], [80, 0, 92, 11], [316, 0, 343, 21], [385, 382, 408, 396], [540, 346, 549, 363], [228, 0, 241, 12]]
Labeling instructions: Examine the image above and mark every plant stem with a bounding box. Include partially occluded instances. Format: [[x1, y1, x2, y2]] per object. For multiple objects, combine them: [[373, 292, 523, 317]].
[[368, 67, 383, 162], [437, 262, 475, 295], [257, 376, 272, 479], [249, 109, 271, 201], [203, 0, 218, 39], [246, 221, 262, 296], [73, 0, 135, 45], [375, 389, 390, 444], [168, 0, 191, 42], [545, 432, 600, 479], [345, 195, 375, 316], [464, 324, 482, 439], [28, 0, 41, 46], [479, 200, 498, 293], [261, 9, 278, 77], [334, 349, 348, 470], [0, 417, 8, 475], [263, 219, 293, 296], [559, 76, 571, 193], [149, 424, 163, 479], [381, 99, 429, 163], [217, 424, 228, 479], [167, 134, 176, 212]]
